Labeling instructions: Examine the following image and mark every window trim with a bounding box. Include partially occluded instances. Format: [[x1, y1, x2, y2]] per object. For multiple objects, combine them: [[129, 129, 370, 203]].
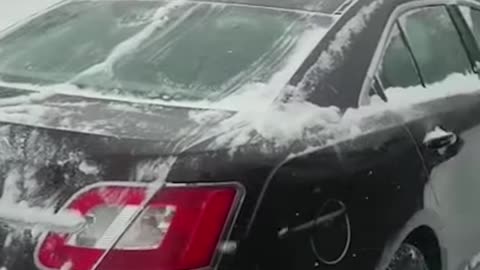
[[358, 0, 480, 106]]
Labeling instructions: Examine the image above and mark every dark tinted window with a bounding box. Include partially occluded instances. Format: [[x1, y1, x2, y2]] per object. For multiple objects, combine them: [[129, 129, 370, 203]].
[[377, 23, 421, 89], [399, 6, 472, 84]]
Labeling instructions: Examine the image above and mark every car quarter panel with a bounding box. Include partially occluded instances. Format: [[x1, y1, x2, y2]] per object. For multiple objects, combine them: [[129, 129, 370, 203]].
[[242, 111, 428, 270]]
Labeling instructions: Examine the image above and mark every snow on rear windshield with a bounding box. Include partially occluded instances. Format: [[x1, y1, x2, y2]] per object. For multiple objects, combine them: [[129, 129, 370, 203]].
[[0, 0, 334, 103]]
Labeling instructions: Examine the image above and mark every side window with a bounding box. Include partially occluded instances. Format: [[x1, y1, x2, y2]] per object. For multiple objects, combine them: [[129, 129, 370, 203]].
[[459, 6, 480, 50], [377, 23, 422, 90], [399, 6, 473, 85]]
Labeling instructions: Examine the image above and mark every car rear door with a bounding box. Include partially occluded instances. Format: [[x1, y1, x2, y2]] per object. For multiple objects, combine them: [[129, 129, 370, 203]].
[[366, 4, 480, 270]]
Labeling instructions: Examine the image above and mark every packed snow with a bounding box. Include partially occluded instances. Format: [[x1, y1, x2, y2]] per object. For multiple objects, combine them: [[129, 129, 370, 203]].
[[377, 73, 480, 107]]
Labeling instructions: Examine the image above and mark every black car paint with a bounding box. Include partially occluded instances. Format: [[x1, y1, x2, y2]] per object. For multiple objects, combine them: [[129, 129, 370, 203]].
[[0, 0, 480, 270]]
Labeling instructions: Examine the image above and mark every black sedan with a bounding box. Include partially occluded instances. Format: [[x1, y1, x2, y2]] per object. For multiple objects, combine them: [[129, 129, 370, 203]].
[[0, 0, 479, 270]]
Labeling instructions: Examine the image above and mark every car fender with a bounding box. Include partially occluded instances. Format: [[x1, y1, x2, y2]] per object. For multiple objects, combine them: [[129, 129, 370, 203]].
[[375, 209, 446, 270]]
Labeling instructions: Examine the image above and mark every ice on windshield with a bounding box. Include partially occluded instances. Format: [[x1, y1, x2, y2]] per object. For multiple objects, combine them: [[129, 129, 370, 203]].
[[0, 0, 334, 104]]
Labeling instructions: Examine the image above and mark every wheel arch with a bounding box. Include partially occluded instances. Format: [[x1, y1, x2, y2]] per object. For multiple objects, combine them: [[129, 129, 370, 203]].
[[405, 225, 442, 270], [375, 209, 446, 270]]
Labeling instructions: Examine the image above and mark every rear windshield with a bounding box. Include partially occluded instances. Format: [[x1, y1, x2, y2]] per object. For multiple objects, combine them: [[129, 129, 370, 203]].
[[0, 0, 334, 103]]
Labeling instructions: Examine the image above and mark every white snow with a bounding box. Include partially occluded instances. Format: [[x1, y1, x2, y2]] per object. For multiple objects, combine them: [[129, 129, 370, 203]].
[[78, 161, 100, 175], [423, 126, 455, 145], [198, 71, 480, 156], [181, 26, 340, 151], [0, 90, 55, 107], [384, 73, 480, 105], [133, 157, 176, 183], [0, 104, 58, 127], [341, 73, 480, 125], [0, 203, 86, 233], [0, 169, 22, 205], [206, 98, 342, 149]]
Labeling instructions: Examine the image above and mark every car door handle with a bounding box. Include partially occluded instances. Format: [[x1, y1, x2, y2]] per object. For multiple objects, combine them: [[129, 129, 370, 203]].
[[423, 127, 458, 149]]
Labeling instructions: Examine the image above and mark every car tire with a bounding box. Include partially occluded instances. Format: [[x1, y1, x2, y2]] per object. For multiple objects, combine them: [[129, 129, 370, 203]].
[[387, 243, 430, 270]]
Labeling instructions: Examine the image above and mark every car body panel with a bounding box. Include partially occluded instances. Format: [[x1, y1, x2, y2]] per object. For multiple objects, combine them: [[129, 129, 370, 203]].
[[403, 92, 480, 270], [242, 110, 426, 270]]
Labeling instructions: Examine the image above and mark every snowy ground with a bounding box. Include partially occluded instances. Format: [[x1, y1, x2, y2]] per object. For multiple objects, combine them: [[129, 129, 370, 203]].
[[0, 0, 59, 30]]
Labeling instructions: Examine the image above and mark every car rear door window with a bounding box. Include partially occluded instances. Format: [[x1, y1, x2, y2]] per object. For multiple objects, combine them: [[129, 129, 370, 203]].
[[398, 6, 473, 85], [377, 23, 422, 89]]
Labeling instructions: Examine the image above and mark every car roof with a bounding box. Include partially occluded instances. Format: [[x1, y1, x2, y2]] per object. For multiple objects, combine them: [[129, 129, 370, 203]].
[[69, 0, 357, 15], [191, 0, 356, 14]]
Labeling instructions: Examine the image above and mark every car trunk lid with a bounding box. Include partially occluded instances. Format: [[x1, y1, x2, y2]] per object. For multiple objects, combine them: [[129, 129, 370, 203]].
[[0, 89, 263, 270]]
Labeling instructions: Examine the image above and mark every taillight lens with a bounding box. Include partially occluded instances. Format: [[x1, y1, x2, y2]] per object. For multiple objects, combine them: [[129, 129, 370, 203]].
[[35, 182, 241, 270]]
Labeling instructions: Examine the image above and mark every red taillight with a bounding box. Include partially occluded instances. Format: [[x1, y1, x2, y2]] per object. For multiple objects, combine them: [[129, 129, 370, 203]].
[[35, 182, 241, 270]]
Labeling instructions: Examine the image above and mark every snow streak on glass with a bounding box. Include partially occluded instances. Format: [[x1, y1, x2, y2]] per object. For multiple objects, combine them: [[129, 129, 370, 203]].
[[0, 0, 333, 104]]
